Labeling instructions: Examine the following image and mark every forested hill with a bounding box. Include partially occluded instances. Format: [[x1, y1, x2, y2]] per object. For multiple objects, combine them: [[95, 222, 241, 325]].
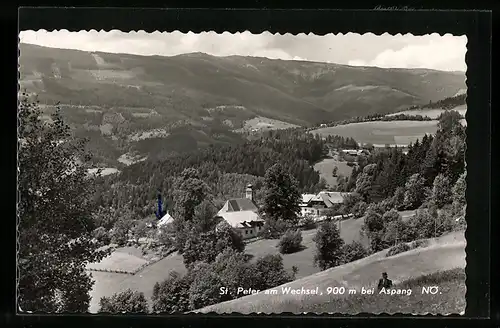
[[93, 130, 355, 218], [19, 43, 466, 125], [19, 44, 466, 167]]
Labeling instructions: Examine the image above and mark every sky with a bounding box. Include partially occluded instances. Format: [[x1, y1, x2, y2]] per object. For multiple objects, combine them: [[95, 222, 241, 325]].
[[19, 30, 467, 72]]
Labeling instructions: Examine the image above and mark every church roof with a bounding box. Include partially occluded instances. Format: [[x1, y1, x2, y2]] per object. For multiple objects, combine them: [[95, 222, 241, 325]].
[[227, 198, 258, 212]]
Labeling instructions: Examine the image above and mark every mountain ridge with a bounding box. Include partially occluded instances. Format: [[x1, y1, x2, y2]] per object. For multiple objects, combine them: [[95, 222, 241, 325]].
[[18, 43, 466, 166]]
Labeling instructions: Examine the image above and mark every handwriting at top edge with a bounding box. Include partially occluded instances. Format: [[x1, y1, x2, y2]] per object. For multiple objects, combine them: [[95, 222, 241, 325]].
[[374, 5, 415, 10]]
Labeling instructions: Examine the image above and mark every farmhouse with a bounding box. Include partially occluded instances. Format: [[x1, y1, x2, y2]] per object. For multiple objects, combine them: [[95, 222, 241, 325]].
[[299, 191, 351, 217], [216, 184, 264, 240], [342, 149, 369, 157]]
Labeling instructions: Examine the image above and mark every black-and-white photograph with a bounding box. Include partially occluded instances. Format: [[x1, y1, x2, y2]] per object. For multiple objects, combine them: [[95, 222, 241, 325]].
[[18, 29, 467, 315]]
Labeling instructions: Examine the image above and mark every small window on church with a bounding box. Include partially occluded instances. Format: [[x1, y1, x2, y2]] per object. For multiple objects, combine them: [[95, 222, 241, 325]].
[[245, 230, 248, 234]]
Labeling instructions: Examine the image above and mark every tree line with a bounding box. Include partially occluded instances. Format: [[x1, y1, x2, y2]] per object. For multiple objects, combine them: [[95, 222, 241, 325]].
[[92, 128, 331, 219], [331, 109, 466, 252]]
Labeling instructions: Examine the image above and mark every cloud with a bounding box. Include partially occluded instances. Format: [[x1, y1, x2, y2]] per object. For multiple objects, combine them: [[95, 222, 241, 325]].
[[19, 30, 466, 71], [347, 34, 467, 71]]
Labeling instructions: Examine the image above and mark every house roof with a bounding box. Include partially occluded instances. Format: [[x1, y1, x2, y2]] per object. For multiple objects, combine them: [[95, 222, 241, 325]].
[[300, 194, 316, 204], [157, 212, 173, 226], [309, 192, 350, 207], [226, 198, 258, 212], [217, 211, 263, 229]]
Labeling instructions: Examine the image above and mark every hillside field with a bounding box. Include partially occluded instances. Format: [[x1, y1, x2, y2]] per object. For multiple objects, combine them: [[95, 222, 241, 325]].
[[88, 217, 369, 312], [387, 104, 467, 120], [196, 231, 465, 314], [311, 120, 439, 146]]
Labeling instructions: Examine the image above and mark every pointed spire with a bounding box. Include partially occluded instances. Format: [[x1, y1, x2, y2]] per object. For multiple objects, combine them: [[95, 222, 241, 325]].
[[156, 189, 165, 219]]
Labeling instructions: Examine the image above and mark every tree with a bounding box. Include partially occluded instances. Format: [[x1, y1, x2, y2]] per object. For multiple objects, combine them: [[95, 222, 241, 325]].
[[182, 230, 219, 269], [193, 199, 219, 233], [260, 163, 302, 230], [382, 208, 401, 224], [151, 271, 191, 313], [409, 209, 436, 239], [351, 201, 368, 219], [111, 217, 134, 246], [18, 96, 108, 312], [214, 220, 245, 254], [391, 186, 405, 210], [132, 220, 148, 244], [212, 248, 260, 299], [437, 110, 464, 135], [313, 221, 345, 270], [171, 168, 211, 252], [187, 263, 226, 310], [254, 254, 296, 290], [98, 289, 148, 313], [430, 174, 452, 208], [355, 163, 377, 202], [182, 221, 245, 268], [452, 170, 466, 217], [403, 173, 427, 209], [362, 206, 386, 252]]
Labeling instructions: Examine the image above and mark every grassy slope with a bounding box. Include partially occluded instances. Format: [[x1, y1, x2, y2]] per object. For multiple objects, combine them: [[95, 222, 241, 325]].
[[313, 156, 353, 188], [88, 217, 369, 312], [196, 231, 465, 314], [387, 104, 467, 120], [283, 267, 466, 314]]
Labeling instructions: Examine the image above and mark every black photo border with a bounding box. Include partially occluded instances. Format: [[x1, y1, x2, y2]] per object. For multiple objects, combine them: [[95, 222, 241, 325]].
[[7, 5, 494, 328]]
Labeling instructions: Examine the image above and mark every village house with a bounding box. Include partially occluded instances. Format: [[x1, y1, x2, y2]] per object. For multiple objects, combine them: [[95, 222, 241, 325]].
[[216, 184, 265, 240], [342, 149, 369, 157], [299, 191, 351, 218], [157, 211, 174, 227]]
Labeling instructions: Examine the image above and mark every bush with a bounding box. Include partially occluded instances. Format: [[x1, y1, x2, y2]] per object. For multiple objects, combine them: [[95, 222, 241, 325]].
[[151, 271, 191, 313], [392, 187, 406, 210], [386, 243, 411, 257], [341, 241, 369, 264], [313, 220, 345, 270], [277, 229, 303, 254], [98, 289, 148, 313], [254, 254, 296, 290]]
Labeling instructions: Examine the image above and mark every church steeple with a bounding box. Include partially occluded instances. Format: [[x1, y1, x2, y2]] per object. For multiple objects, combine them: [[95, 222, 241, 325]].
[[155, 189, 167, 219]]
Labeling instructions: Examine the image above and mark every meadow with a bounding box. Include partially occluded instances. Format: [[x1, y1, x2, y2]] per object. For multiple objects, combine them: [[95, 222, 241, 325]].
[[313, 156, 353, 188], [310, 121, 439, 146], [196, 231, 465, 314], [234, 116, 300, 133], [387, 105, 467, 120]]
